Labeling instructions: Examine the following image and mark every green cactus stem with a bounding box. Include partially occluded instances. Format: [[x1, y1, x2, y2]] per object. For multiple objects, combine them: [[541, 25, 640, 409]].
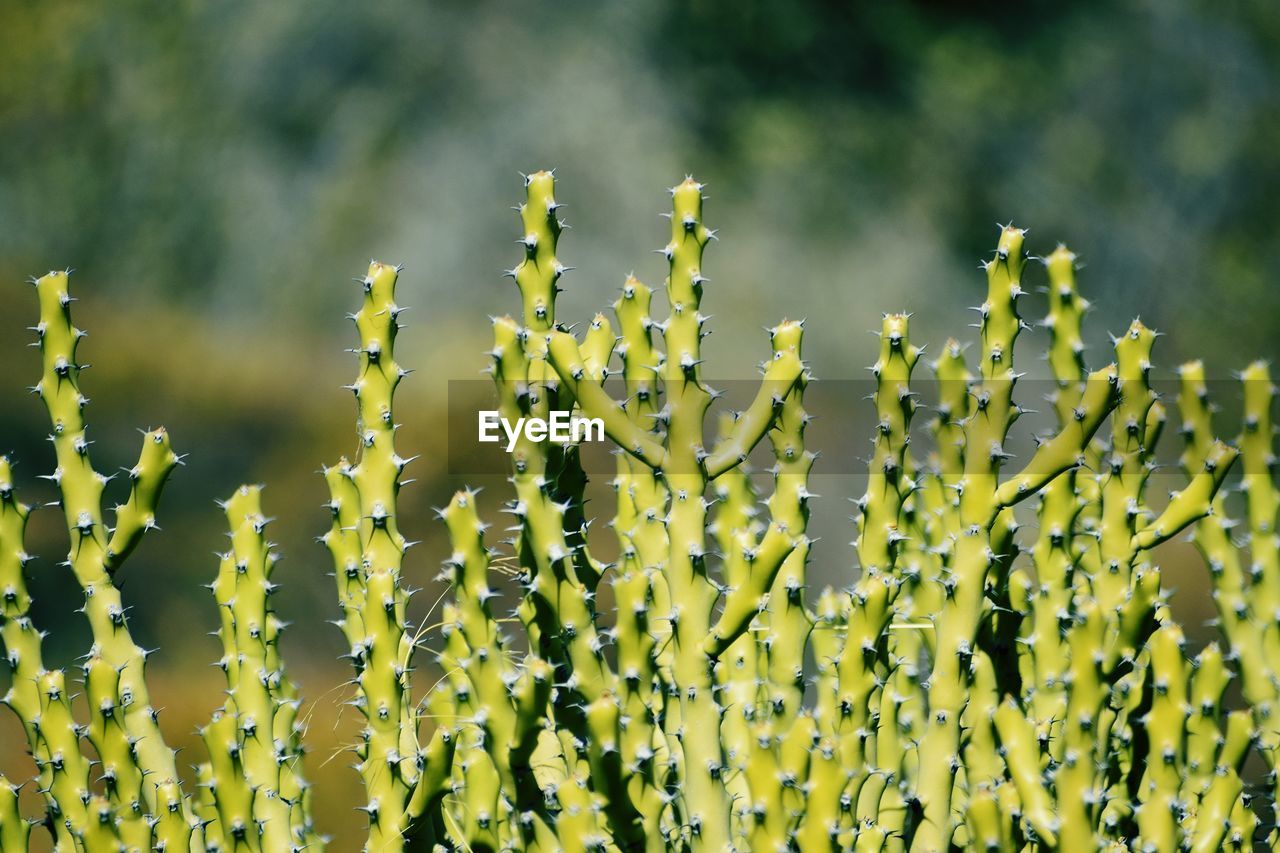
[[204, 485, 316, 851], [29, 270, 196, 848], [324, 261, 456, 851]]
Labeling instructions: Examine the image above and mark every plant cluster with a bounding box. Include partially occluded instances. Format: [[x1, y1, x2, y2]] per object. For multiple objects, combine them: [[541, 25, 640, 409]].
[[1, 173, 1277, 851]]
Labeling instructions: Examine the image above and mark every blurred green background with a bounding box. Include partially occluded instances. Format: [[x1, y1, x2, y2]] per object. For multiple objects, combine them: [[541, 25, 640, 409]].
[[2, 0, 1279, 845]]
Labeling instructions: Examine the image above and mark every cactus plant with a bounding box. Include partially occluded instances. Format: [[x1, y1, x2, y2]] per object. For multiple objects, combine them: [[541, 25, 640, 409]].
[[0, 273, 316, 851], [2, 173, 1279, 852]]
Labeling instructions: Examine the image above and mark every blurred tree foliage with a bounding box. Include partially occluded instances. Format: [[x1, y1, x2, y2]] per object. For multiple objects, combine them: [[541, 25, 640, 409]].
[[655, 0, 1280, 360], [1, 1, 1277, 363]]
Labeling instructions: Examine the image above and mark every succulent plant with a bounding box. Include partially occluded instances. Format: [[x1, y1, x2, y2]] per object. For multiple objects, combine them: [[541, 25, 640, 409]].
[[0, 174, 1274, 851]]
